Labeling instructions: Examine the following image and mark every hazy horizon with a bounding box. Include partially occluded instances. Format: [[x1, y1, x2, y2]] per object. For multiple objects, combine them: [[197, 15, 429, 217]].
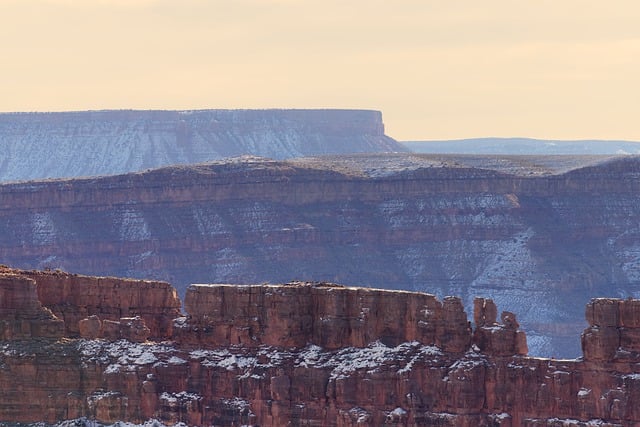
[[2, 0, 639, 141]]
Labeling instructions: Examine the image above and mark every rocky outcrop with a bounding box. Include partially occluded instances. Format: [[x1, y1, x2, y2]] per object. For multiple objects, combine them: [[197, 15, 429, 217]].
[[1, 154, 640, 358], [0, 273, 64, 340], [177, 283, 472, 352], [473, 297, 528, 356], [4, 268, 640, 425], [0, 266, 181, 340], [581, 297, 640, 363], [0, 109, 404, 182]]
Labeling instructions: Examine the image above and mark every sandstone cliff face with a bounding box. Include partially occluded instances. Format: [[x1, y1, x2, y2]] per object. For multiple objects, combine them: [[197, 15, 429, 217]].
[[178, 283, 471, 352], [2, 268, 640, 426], [0, 266, 181, 340], [0, 273, 64, 340], [0, 109, 403, 182], [1, 154, 640, 357]]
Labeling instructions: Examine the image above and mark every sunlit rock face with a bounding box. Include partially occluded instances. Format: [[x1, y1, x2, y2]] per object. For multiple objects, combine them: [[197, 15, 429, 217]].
[[1, 154, 640, 357], [1, 267, 640, 426], [0, 109, 404, 182]]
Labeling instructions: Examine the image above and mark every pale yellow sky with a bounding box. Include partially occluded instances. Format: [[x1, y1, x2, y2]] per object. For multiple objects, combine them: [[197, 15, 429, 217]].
[[1, 0, 639, 140]]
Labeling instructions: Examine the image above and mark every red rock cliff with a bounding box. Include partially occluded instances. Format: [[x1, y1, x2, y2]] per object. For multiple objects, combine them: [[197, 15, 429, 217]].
[[3, 268, 640, 426], [1, 267, 181, 340], [177, 283, 471, 352]]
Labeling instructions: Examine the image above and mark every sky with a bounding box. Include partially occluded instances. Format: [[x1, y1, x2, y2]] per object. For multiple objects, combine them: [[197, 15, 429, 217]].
[[1, 0, 640, 141]]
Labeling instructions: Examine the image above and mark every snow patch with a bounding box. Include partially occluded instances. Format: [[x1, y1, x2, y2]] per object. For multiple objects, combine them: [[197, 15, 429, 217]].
[[117, 207, 151, 241], [30, 212, 56, 245]]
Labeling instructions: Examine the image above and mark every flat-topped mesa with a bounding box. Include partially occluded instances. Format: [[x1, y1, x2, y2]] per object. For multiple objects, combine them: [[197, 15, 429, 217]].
[[0, 267, 181, 340], [0, 109, 404, 182], [177, 282, 474, 352], [582, 298, 640, 362]]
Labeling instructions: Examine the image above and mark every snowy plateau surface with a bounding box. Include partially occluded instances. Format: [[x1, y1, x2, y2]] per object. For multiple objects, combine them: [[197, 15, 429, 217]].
[[0, 109, 404, 182]]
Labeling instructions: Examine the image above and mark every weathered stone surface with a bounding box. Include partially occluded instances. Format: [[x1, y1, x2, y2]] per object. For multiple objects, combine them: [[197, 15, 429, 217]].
[[579, 298, 640, 362], [0, 273, 64, 339], [582, 326, 620, 361], [4, 267, 181, 340], [78, 315, 102, 339], [501, 311, 520, 330], [119, 316, 151, 343], [80, 315, 151, 342], [177, 283, 471, 352], [474, 297, 498, 327], [586, 298, 620, 327], [473, 298, 528, 357], [619, 298, 640, 328]]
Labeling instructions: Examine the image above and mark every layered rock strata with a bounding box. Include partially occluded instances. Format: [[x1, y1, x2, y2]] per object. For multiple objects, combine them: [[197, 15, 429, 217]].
[[177, 283, 471, 352], [3, 268, 640, 425], [2, 154, 640, 357]]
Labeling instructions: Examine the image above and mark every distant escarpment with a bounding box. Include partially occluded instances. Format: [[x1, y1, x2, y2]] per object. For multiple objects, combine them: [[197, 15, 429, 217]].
[[1, 154, 640, 358], [3, 267, 640, 426], [403, 137, 640, 155], [0, 109, 403, 182]]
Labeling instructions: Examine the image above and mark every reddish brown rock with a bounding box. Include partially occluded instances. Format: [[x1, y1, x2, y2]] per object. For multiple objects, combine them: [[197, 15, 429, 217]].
[[473, 298, 528, 357], [119, 316, 151, 343], [586, 298, 620, 327], [474, 297, 498, 327], [619, 298, 640, 327], [5, 267, 181, 340], [81, 315, 151, 342], [0, 273, 64, 339], [78, 315, 102, 339], [515, 330, 528, 355], [577, 298, 640, 362], [582, 326, 620, 361], [501, 311, 520, 330], [178, 283, 471, 352], [101, 320, 121, 341], [7, 268, 640, 425]]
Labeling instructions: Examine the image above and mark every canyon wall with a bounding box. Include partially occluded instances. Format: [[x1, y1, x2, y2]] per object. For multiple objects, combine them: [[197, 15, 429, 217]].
[[1, 268, 640, 426], [0, 109, 404, 182], [1, 154, 639, 357]]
